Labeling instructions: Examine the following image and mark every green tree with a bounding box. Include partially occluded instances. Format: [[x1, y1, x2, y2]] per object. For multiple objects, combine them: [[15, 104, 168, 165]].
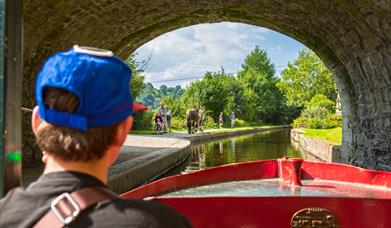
[[277, 48, 337, 108], [162, 95, 184, 118], [138, 82, 184, 109], [238, 46, 286, 123], [159, 85, 168, 97], [301, 94, 335, 119], [125, 53, 149, 130], [224, 78, 250, 121], [125, 53, 145, 99], [239, 46, 275, 80], [182, 69, 237, 121], [305, 94, 335, 112]]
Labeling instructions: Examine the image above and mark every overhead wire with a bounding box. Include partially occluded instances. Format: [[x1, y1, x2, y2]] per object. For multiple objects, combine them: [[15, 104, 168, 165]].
[[147, 64, 288, 83]]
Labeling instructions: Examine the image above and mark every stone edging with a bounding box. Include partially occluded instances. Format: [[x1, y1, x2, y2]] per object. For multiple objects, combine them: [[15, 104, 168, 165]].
[[108, 126, 290, 193], [290, 128, 343, 163], [185, 126, 290, 143], [108, 138, 191, 193]]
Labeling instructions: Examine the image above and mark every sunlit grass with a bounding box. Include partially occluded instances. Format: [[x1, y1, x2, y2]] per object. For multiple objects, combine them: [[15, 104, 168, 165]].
[[302, 127, 342, 145]]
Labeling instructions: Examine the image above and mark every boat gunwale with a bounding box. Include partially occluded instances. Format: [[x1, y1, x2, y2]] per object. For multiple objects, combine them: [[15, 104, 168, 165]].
[[121, 159, 391, 199]]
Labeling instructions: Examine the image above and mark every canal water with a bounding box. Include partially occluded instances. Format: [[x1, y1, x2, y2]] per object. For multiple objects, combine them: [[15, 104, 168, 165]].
[[183, 128, 302, 173]]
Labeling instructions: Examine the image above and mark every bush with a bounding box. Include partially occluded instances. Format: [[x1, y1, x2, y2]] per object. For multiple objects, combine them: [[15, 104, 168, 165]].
[[291, 117, 310, 128], [170, 116, 186, 130], [132, 110, 154, 130], [308, 118, 338, 129], [235, 118, 247, 127], [328, 113, 342, 127], [203, 116, 217, 129], [292, 94, 342, 129], [305, 94, 335, 113], [301, 106, 329, 119], [233, 119, 261, 127], [293, 114, 341, 129], [308, 118, 323, 129]]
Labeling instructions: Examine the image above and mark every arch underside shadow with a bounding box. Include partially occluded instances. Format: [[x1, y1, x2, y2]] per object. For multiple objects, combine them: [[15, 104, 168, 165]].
[[23, 0, 391, 170]]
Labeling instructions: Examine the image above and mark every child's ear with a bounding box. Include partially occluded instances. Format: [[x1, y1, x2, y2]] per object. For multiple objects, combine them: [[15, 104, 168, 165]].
[[113, 116, 133, 147], [31, 106, 41, 135]]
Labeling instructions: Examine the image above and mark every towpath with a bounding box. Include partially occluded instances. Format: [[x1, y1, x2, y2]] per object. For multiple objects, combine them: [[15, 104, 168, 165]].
[[22, 126, 287, 193], [22, 133, 191, 188]]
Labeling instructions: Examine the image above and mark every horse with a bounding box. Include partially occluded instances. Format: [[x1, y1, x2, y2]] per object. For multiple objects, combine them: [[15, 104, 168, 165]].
[[186, 108, 199, 134]]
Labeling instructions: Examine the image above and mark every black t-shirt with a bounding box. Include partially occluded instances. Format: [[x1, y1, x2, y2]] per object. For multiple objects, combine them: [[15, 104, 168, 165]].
[[0, 172, 191, 228]]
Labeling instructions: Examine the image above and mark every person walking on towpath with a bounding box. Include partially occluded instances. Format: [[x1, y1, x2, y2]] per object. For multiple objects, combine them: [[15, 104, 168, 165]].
[[166, 109, 172, 132], [230, 112, 235, 128], [219, 112, 224, 129], [159, 102, 168, 133], [0, 46, 191, 228], [155, 111, 164, 134]]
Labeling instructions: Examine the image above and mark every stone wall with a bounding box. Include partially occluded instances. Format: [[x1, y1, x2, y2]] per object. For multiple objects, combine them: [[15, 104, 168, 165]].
[[108, 138, 191, 193], [23, 1, 391, 170], [291, 129, 346, 163]]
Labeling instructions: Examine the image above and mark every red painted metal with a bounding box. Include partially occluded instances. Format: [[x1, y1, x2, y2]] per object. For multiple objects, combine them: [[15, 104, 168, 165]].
[[122, 158, 391, 227], [279, 158, 303, 186], [155, 197, 391, 228], [122, 160, 279, 199], [301, 160, 391, 187]]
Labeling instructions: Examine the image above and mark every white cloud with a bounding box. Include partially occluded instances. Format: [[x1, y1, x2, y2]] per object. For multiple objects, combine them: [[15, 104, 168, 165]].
[[134, 22, 304, 88]]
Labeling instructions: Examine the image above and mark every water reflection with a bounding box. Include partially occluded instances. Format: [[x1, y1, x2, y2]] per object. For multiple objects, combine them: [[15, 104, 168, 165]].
[[184, 129, 302, 173]]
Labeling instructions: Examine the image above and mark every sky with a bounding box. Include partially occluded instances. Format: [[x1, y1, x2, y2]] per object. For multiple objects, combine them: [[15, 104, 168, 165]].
[[134, 22, 305, 88]]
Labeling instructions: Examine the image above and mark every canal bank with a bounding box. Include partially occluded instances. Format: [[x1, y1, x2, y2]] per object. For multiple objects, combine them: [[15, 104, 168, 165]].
[[109, 126, 290, 193], [108, 135, 191, 193], [182, 125, 291, 143], [22, 135, 192, 194], [290, 128, 347, 163], [22, 126, 290, 194]]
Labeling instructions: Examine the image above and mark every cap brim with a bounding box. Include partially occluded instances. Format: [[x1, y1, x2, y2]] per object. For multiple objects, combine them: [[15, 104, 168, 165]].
[[133, 102, 149, 112]]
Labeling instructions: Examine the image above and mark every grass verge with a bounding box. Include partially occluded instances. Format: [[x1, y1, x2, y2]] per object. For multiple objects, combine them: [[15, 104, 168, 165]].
[[302, 127, 342, 145]]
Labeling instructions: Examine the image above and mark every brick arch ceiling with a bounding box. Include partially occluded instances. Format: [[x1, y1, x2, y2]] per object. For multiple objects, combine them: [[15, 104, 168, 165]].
[[24, 0, 391, 170]]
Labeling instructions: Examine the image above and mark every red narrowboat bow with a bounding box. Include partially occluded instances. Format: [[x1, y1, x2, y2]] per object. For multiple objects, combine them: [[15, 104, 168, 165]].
[[122, 158, 391, 227]]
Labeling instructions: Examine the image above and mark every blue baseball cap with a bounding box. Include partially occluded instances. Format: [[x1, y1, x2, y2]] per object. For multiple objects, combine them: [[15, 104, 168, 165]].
[[36, 45, 147, 131]]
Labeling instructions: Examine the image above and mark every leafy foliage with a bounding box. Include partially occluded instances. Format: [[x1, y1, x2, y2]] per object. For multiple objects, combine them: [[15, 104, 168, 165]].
[[301, 107, 330, 119], [304, 94, 335, 113], [293, 116, 339, 129], [131, 110, 154, 130], [181, 68, 247, 122], [237, 46, 293, 124], [277, 48, 337, 108], [291, 117, 310, 128], [138, 83, 184, 109], [170, 116, 187, 130], [294, 94, 340, 129], [280, 49, 341, 130], [125, 53, 145, 99], [239, 46, 275, 79]]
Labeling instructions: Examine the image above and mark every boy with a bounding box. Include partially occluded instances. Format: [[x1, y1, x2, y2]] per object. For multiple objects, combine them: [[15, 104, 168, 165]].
[[0, 46, 190, 227]]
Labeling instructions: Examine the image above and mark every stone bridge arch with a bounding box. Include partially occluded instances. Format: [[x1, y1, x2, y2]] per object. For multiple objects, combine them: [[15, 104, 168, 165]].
[[24, 1, 391, 170]]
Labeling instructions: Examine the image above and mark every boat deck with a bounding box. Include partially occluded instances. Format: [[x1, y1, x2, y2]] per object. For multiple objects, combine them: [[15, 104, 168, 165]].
[[122, 159, 391, 227], [162, 178, 391, 198]]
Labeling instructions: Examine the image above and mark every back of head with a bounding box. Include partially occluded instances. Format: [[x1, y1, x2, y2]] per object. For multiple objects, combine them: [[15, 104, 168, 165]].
[[36, 88, 118, 161], [35, 46, 136, 162]]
